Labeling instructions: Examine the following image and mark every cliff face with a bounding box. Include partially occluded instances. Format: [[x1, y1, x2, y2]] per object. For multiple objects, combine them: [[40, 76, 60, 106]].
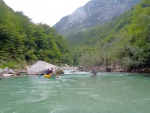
[[54, 0, 140, 35]]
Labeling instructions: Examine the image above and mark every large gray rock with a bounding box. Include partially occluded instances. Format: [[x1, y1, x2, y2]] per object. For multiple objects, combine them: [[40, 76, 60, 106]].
[[27, 61, 57, 75]]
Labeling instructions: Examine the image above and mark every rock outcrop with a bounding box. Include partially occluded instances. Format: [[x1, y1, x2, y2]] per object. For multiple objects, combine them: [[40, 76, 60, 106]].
[[54, 0, 140, 35]]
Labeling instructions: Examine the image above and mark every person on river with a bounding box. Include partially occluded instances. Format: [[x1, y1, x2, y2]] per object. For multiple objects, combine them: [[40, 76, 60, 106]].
[[45, 68, 53, 74], [45, 68, 50, 74], [91, 67, 97, 76], [49, 68, 54, 74]]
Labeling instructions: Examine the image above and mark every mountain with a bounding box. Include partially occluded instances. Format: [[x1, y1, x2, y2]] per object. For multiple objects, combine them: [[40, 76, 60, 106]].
[[54, 0, 140, 35], [65, 0, 150, 71]]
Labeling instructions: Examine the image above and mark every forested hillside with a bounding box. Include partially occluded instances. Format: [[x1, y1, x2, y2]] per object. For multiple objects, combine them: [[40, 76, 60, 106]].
[[66, 0, 150, 71], [0, 0, 72, 68]]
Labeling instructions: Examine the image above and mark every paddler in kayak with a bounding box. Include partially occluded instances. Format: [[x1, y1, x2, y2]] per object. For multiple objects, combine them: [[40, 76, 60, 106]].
[[49, 68, 60, 79], [44, 68, 55, 79], [49, 68, 54, 75], [45, 68, 54, 74]]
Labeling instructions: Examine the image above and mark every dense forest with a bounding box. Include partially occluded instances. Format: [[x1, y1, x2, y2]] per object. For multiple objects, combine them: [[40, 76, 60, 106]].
[[66, 0, 150, 72], [0, 0, 73, 68]]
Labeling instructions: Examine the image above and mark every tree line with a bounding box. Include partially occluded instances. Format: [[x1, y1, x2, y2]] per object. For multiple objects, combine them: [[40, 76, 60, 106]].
[[0, 0, 73, 68]]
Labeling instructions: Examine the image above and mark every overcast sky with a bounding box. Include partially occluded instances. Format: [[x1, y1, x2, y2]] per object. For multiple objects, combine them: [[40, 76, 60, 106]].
[[3, 0, 90, 26]]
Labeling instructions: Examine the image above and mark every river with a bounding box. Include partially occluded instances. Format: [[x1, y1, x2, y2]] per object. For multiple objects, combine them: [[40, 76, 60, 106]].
[[0, 72, 150, 113]]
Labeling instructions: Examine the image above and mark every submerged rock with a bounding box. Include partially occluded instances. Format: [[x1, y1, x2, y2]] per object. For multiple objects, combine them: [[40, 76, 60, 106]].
[[55, 69, 64, 75]]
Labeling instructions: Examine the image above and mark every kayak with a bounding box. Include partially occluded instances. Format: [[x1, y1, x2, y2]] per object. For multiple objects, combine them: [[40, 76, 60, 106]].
[[43, 73, 61, 79], [44, 73, 54, 79]]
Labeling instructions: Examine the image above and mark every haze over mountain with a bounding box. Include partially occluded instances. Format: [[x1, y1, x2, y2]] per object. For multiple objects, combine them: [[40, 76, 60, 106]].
[[54, 0, 140, 35]]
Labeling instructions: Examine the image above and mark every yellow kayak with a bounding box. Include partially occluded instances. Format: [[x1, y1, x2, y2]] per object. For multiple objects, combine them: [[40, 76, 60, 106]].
[[44, 73, 53, 79]]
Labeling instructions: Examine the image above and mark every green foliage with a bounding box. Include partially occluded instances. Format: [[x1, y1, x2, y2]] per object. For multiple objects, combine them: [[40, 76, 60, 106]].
[[0, 0, 73, 66], [0, 61, 19, 69], [66, 0, 150, 69]]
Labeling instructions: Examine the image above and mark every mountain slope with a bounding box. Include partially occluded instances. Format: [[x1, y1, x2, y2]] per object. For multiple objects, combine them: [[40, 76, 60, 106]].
[[54, 0, 140, 35], [67, 0, 150, 70]]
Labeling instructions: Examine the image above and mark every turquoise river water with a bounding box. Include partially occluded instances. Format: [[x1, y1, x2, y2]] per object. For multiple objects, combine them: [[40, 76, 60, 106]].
[[0, 72, 150, 113]]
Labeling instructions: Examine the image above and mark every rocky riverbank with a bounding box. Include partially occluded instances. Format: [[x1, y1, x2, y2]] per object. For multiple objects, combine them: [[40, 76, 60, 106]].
[[0, 67, 27, 78], [81, 66, 150, 73], [0, 61, 66, 77], [0, 60, 149, 78]]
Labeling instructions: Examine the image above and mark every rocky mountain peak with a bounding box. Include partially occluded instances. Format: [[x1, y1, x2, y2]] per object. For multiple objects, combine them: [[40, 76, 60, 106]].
[[54, 0, 140, 35]]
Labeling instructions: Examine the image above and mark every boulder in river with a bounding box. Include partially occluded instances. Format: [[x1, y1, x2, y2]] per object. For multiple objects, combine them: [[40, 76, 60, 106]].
[[27, 61, 57, 75]]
